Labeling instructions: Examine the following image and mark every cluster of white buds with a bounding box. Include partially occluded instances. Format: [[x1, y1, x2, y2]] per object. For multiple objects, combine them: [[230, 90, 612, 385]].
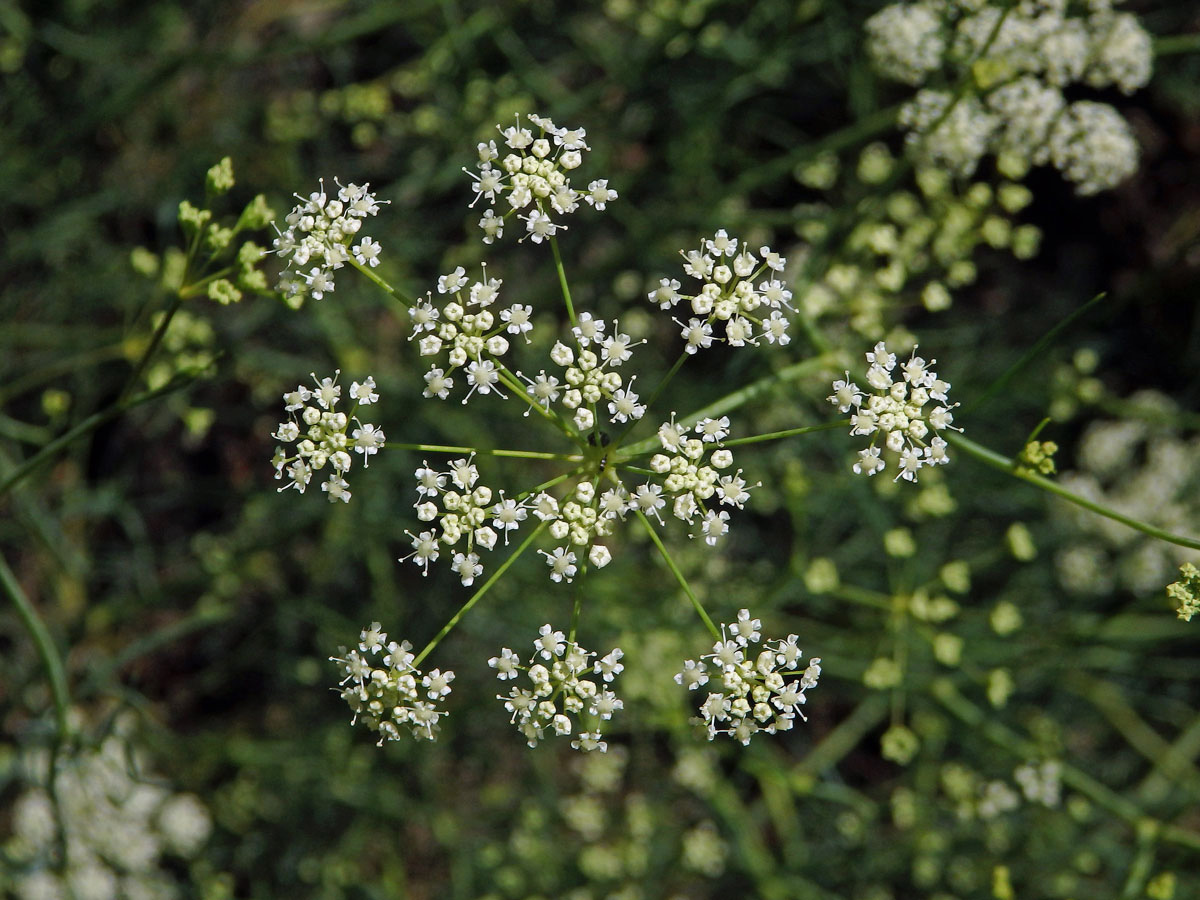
[[271, 371, 384, 502], [649, 230, 793, 353], [490, 624, 624, 750], [675, 609, 821, 745], [466, 113, 618, 244], [829, 341, 959, 483], [404, 464, 617, 588], [403, 455, 506, 586], [639, 414, 754, 546], [271, 179, 387, 302], [523, 314, 646, 435], [330, 623, 454, 744], [529, 479, 618, 582], [408, 264, 533, 403], [868, 0, 1152, 191]]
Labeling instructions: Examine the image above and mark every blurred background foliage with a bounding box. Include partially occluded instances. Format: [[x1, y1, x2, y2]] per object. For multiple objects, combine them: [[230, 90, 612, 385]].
[[2, 0, 1200, 898]]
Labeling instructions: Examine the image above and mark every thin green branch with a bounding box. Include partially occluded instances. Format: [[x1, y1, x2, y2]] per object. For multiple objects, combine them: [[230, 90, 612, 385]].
[[348, 257, 415, 306], [412, 521, 547, 668], [965, 293, 1106, 414], [945, 431, 1200, 551], [384, 442, 581, 462], [548, 234, 578, 329], [721, 420, 844, 447], [634, 510, 720, 640], [493, 363, 582, 444], [0, 376, 194, 501], [1154, 33, 1200, 56], [118, 292, 184, 404], [616, 355, 833, 460], [0, 550, 71, 738]]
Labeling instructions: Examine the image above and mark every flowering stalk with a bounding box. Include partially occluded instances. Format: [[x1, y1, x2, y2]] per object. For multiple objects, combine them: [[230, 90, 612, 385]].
[[383, 443, 581, 462], [549, 234, 578, 329], [412, 521, 547, 668], [944, 432, 1200, 551], [634, 509, 719, 641], [348, 257, 414, 307]]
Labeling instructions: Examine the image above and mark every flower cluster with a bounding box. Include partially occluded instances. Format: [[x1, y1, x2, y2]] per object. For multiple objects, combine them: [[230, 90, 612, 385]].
[[649, 230, 793, 352], [7, 723, 212, 900], [465, 113, 617, 244], [404, 455, 504, 586], [491, 625, 624, 750], [408, 264, 533, 403], [829, 342, 959, 483], [272, 178, 387, 302], [330, 622, 455, 744], [867, 0, 1152, 191], [270, 371, 384, 502], [531, 316, 646, 434], [675, 609, 821, 745], [1053, 392, 1200, 598], [639, 414, 753, 545]]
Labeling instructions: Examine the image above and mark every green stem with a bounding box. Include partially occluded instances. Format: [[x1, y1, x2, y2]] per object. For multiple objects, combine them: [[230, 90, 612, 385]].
[[965, 293, 1106, 414], [548, 234, 578, 329], [945, 432, 1200, 551], [412, 521, 547, 668], [643, 351, 690, 417], [568, 581, 584, 644], [1154, 33, 1200, 56], [634, 510, 720, 640], [348, 257, 415, 306], [721, 420, 844, 448], [0, 376, 193, 500], [385, 442, 581, 462], [178, 266, 236, 300], [514, 468, 583, 503], [0, 343, 128, 407], [118, 292, 184, 404], [0, 551, 71, 738], [1120, 823, 1158, 900], [494, 363, 582, 444], [616, 355, 833, 460]]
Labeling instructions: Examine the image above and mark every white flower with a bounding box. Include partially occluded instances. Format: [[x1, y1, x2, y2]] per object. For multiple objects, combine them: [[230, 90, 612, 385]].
[[451, 551, 483, 586], [495, 625, 622, 750], [331, 624, 453, 743], [489, 647, 521, 679], [677, 610, 821, 744], [678, 317, 714, 354], [584, 179, 618, 209], [502, 304, 534, 338], [588, 544, 612, 568], [695, 416, 730, 443], [523, 210, 557, 242], [833, 342, 960, 482], [540, 547, 578, 583], [572, 312, 606, 346]]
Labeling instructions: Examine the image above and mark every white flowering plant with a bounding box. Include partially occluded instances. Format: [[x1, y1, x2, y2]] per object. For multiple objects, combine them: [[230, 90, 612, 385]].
[[253, 106, 1199, 758], [6, 2, 1200, 896]]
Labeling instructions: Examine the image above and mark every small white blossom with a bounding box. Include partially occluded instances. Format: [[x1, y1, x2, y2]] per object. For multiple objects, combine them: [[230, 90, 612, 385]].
[[331, 626, 454, 743]]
